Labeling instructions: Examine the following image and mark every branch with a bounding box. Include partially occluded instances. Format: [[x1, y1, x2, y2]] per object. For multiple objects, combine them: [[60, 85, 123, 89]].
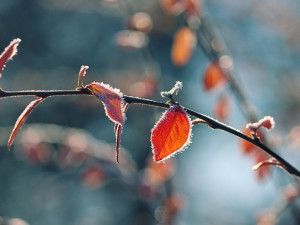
[[1, 88, 299, 178]]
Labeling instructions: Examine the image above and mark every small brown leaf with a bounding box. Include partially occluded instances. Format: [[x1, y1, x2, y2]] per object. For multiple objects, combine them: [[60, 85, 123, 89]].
[[8, 98, 44, 150]]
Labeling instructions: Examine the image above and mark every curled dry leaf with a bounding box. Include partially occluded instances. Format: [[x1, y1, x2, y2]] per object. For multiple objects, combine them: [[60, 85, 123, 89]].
[[203, 62, 227, 91], [171, 27, 196, 67], [214, 94, 230, 121], [114, 103, 130, 163], [86, 82, 125, 125], [77, 65, 89, 87], [252, 158, 283, 171], [0, 38, 21, 78], [8, 98, 44, 150], [151, 104, 192, 162]]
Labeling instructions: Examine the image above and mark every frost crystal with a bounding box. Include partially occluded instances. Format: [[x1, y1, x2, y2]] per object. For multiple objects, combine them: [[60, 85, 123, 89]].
[[161, 81, 183, 98], [246, 116, 275, 132]]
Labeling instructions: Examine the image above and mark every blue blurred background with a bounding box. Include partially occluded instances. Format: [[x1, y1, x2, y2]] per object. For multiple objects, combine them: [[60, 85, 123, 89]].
[[0, 0, 300, 225]]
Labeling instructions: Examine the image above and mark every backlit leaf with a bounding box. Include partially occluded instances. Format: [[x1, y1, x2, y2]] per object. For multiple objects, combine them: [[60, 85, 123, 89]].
[[171, 27, 196, 67], [86, 82, 125, 125], [151, 104, 192, 162], [0, 38, 21, 78], [214, 94, 230, 121], [8, 98, 44, 150], [203, 62, 227, 91]]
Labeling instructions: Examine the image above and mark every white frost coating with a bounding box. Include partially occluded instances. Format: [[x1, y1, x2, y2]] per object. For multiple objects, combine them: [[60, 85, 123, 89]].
[[246, 115, 275, 132], [161, 81, 183, 98], [79, 65, 89, 77], [87, 82, 126, 125], [0, 38, 21, 77], [151, 104, 192, 163], [1, 38, 22, 61]]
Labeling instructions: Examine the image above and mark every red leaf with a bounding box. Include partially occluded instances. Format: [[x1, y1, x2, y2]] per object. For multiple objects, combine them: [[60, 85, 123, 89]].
[[86, 82, 126, 125], [203, 62, 227, 91], [214, 94, 230, 121], [0, 38, 21, 78], [8, 98, 44, 150], [171, 27, 196, 67], [151, 104, 192, 162]]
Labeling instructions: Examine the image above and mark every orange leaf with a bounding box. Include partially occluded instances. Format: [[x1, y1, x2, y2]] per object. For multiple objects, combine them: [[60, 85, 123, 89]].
[[214, 94, 230, 121], [239, 127, 264, 155], [171, 27, 196, 67], [151, 104, 192, 162], [160, 0, 184, 15], [203, 62, 227, 91], [86, 82, 125, 125], [8, 98, 44, 150], [0, 38, 21, 78]]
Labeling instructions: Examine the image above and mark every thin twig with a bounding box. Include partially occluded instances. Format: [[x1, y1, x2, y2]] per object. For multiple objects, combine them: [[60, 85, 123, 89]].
[[0, 88, 299, 178]]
